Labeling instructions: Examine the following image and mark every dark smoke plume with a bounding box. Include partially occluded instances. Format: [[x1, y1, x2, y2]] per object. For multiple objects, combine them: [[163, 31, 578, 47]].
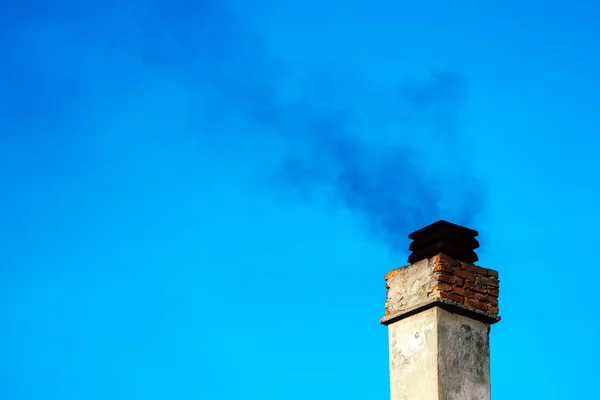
[[0, 0, 485, 251]]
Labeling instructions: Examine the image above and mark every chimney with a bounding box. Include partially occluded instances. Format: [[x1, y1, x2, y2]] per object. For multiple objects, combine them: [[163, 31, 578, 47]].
[[380, 220, 500, 400]]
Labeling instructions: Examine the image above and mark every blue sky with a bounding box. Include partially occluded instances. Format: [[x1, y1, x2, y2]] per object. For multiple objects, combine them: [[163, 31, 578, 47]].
[[1, 0, 599, 398]]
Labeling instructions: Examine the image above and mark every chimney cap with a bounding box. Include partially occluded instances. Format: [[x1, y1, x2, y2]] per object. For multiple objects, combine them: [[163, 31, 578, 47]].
[[407, 220, 480, 264]]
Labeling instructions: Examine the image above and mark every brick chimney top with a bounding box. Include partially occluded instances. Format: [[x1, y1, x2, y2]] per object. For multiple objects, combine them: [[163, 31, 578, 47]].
[[408, 220, 480, 264], [382, 221, 500, 400], [382, 220, 499, 327]]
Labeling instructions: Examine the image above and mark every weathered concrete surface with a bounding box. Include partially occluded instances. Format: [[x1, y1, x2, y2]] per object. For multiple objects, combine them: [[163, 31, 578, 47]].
[[389, 307, 438, 400], [386, 259, 437, 316], [387, 307, 491, 400], [438, 308, 490, 400]]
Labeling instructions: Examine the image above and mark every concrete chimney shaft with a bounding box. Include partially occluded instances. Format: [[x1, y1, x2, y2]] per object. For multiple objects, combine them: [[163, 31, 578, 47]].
[[380, 221, 500, 400]]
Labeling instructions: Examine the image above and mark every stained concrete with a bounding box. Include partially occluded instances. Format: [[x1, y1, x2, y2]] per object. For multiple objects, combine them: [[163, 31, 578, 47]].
[[388, 307, 439, 400], [386, 259, 437, 316], [438, 308, 490, 400], [387, 307, 491, 400]]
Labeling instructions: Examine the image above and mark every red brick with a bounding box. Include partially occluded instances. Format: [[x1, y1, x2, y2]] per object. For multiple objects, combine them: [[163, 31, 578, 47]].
[[437, 273, 454, 284], [486, 296, 498, 306], [437, 273, 463, 285], [435, 291, 464, 304], [487, 269, 499, 278], [464, 282, 488, 294], [476, 276, 499, 288], [487, 305, 499, 314], [430, 254, 442, 263], [487, 288, 499, 297], [464, 298, 488, 312], [463, 264, 490, 277], [451, 286, 477, 298], [473, 294, 498, 306], [437, 253, 463, 266], [454, 269, 476, 281], [433, 283, 453, 292], [474, 293, 490, 302], [434, 264, 454, 273], [384, 269, 399, 280]]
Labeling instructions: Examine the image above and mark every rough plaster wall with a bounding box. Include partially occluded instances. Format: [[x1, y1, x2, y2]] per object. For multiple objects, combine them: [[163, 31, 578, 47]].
[[387, 259, 436, 314], [437, 308, 491, 400], [388, 307, 439, 400]]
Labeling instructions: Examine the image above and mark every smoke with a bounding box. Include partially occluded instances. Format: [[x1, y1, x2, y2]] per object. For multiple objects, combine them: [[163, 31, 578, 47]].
[[266, 72, 480, 252], [0, 0, 485, 251], [216, 62, 482, 251]]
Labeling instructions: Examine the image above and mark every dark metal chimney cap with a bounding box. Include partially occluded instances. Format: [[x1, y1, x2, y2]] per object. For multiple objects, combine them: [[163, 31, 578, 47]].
[[407, 220, 480, 264]]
